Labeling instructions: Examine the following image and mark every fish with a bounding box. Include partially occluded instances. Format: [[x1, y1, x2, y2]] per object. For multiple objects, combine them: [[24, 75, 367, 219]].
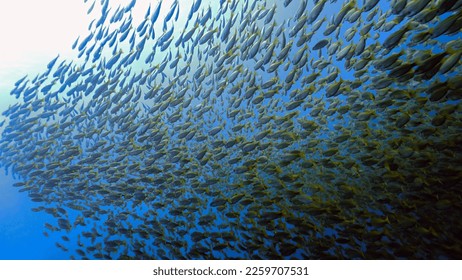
[[164, 1, 179, 24], [87, 0, 96, 14], [313, 39, 330, 50], [308, 0, 327, 24], [78, 32, 94, 51], [124, 0, 136, 13], [0, 0, 460, 261], [431, 10, 462, 38], [151, 1, 162, 24], [382, 22, 415, 50]]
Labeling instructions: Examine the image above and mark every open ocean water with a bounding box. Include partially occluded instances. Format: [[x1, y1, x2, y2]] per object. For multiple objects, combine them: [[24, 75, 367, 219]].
[[0, 0, 461, 260]]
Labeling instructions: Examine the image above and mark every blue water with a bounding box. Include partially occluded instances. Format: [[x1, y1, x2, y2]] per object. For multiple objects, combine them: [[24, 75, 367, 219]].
[[0, 0, 461, 259], [0, 170, 68, 259]]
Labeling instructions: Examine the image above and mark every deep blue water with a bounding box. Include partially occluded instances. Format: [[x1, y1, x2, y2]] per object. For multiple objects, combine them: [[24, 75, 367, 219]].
[[0, 0, 461, 260]]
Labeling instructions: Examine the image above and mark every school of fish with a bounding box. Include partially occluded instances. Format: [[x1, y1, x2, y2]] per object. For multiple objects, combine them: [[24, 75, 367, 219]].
[[0, 0, 461, 259]]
